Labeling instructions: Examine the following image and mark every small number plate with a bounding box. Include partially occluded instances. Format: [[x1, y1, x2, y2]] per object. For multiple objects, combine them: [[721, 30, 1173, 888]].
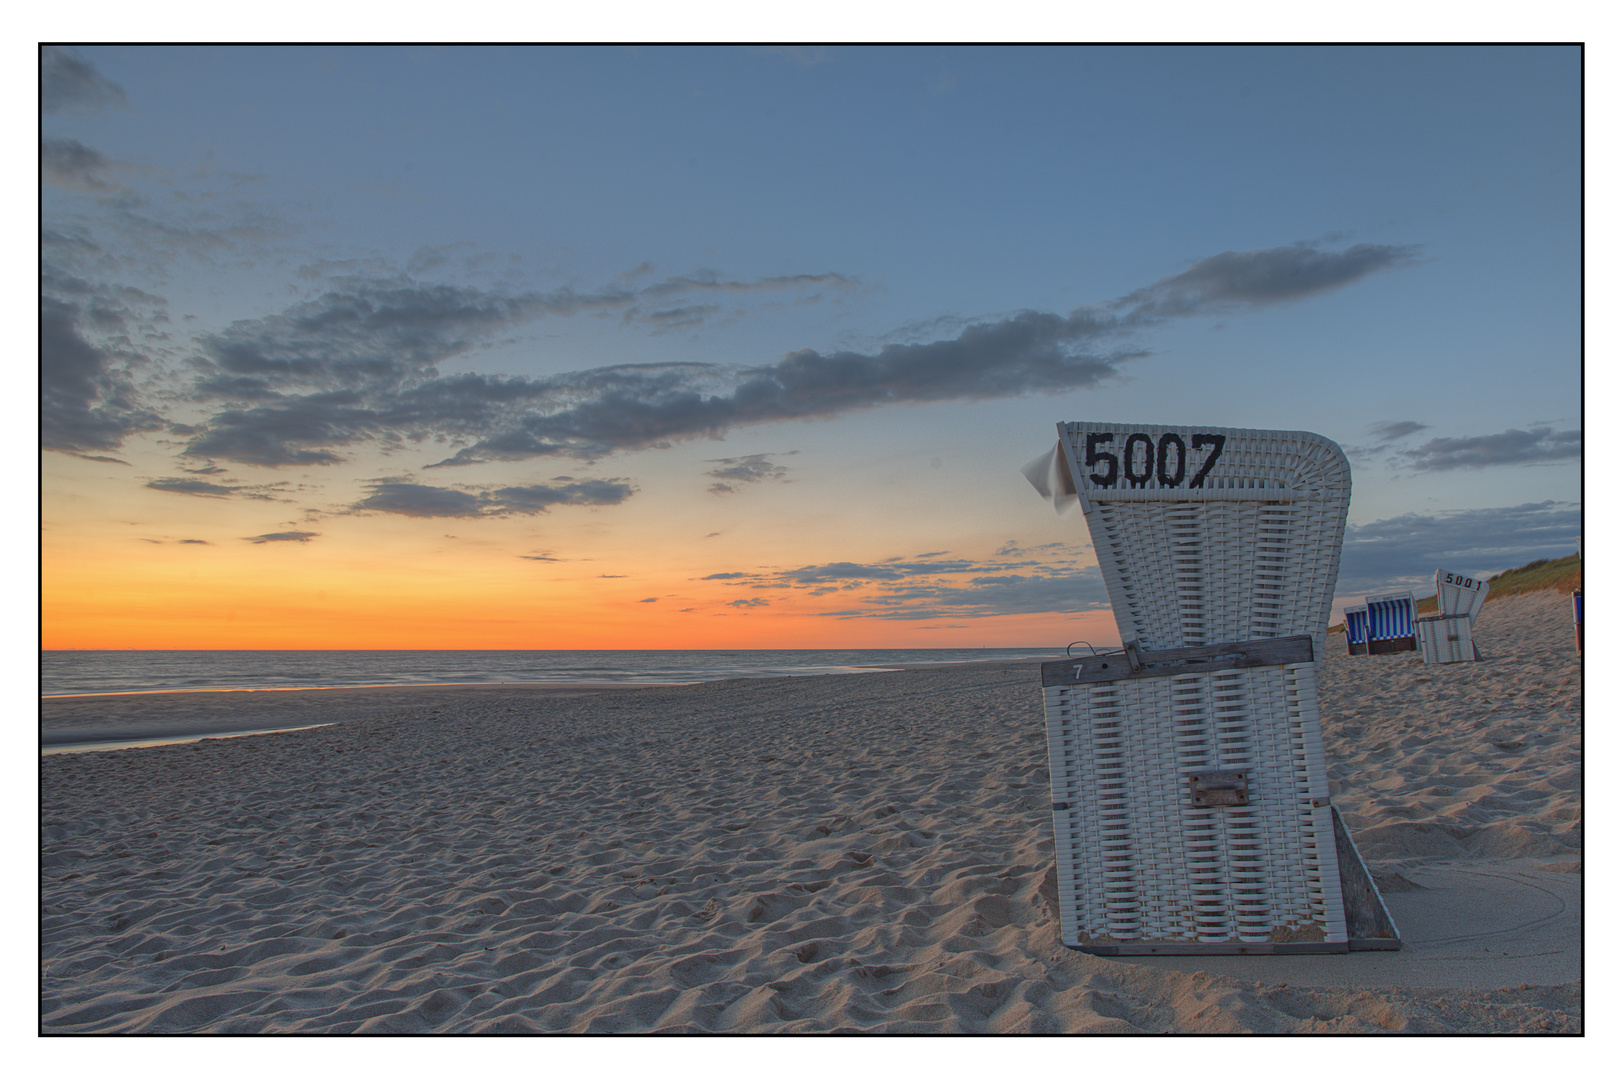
[[1188, 769, 1250, 808]]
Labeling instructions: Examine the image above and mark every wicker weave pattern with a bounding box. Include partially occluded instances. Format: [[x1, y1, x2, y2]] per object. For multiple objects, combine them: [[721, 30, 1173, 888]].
[[1046, 662, 1345, 944], [1044, 421, 1352, 949]]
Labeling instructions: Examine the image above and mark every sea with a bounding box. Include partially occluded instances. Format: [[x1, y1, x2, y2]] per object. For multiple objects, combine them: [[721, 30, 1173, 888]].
[[41, 648, 1058, 699]]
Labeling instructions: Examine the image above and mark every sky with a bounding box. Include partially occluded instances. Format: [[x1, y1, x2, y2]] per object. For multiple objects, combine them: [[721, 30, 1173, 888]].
[[39, 44, 1583, 651]]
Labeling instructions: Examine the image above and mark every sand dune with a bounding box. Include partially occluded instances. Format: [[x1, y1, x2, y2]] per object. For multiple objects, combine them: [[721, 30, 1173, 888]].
[[39, 591, 1580, 1033]]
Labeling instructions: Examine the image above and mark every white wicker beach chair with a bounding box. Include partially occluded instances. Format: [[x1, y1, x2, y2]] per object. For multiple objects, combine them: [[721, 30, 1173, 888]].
[[1343, 605, 1369, 656], [1364, 592, 1418, 655], [1039, 422, 1397, 954]]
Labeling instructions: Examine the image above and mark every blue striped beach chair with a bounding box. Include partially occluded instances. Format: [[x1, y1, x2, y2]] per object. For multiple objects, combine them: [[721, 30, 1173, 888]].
[[1344, 605, 1369, 656], [1364, 592, 1418, 655], [1038, 422, 1398, 954]]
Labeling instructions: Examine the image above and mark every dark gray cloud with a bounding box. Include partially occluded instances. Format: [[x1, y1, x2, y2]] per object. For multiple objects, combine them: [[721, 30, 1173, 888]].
[[1113, 242, 1419, 321], [146, 478, 236, 497], [706, 452, 795, 494], [181, 394, 367, 466], [1335, 500, 1580, 597], [434, 309, 1133, 466], [1368, 420, 1428, 444], [639, 304, 720, 330], [491, 479, 635, 512], [42, 137, 125, 193], [198, 279, 545, 393], [636, 270, 855, 300], [41, 47, 127, 115], [1401, 427, 1581, 471], [354, 482, 485, 518], [175, 242, 1415, 469], [814, 567, 1108, 621], [705, 549, 1102, 621], [352, 478, 635, 518], [780, 559, 979, 585], [40, 295, 166, 453], [1345, 419, 1431, 463], [246, 531, 319, 544]]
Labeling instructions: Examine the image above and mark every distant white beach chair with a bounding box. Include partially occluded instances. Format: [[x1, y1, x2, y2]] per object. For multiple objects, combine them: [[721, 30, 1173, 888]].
[[1417, 570, 1488, 664], [1039, 422, 1397, 954], [1364, 591, 1418, 655], [1343, 605, 1369, 656]]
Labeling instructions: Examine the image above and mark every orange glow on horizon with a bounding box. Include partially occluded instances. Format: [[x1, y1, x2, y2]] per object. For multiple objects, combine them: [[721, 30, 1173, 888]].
[[42, 543, 1119, 651]]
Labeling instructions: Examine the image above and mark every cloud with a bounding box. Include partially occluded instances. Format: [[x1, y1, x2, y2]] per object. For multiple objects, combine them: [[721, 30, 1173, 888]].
[[1367, 420, 1428, 444], [355, 482, 485, 518], [490, 479, 636, 512], [1112, 242, 1419, 321], [40, 295, 167, 453], [145, 477, 286, 500], [434, 309, 1134, 466], [41, 47, 127, 115], [1335, 500, 1581, 596], [352, 478, 635, 518], [197, 279, 545, 394], [810, 565, 1108, 621], [177, 243, 1415, 469], [146, 478, 236, 497], [246, 531, 319, 544], [703, 549, 1103, 621], [1400, 427, 1581, 471], [41, 138, 127, 193], [706, 452, 795, 494]]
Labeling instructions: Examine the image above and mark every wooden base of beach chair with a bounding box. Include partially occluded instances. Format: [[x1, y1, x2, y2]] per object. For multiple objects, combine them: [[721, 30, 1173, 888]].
[[1347, 641, 1368, 656], [1367, 636, 1416, 655], [1417, 613, 1474, 664]]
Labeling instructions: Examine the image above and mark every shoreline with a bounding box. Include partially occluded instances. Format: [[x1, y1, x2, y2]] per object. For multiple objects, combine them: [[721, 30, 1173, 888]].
[[39, 680, 668, 749], [40, 656, 1064, 751]]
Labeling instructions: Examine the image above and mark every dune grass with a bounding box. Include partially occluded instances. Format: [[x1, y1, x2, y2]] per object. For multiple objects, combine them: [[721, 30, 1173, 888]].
[[1483, 552, 1582, 600]]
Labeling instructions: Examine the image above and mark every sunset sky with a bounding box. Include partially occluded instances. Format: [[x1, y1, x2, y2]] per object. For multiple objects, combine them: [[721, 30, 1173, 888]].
[[40, 45, 1582, 650]]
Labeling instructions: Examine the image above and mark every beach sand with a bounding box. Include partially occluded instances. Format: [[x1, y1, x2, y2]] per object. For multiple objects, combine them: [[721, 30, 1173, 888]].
[[39, 591, 1581, 1033]]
